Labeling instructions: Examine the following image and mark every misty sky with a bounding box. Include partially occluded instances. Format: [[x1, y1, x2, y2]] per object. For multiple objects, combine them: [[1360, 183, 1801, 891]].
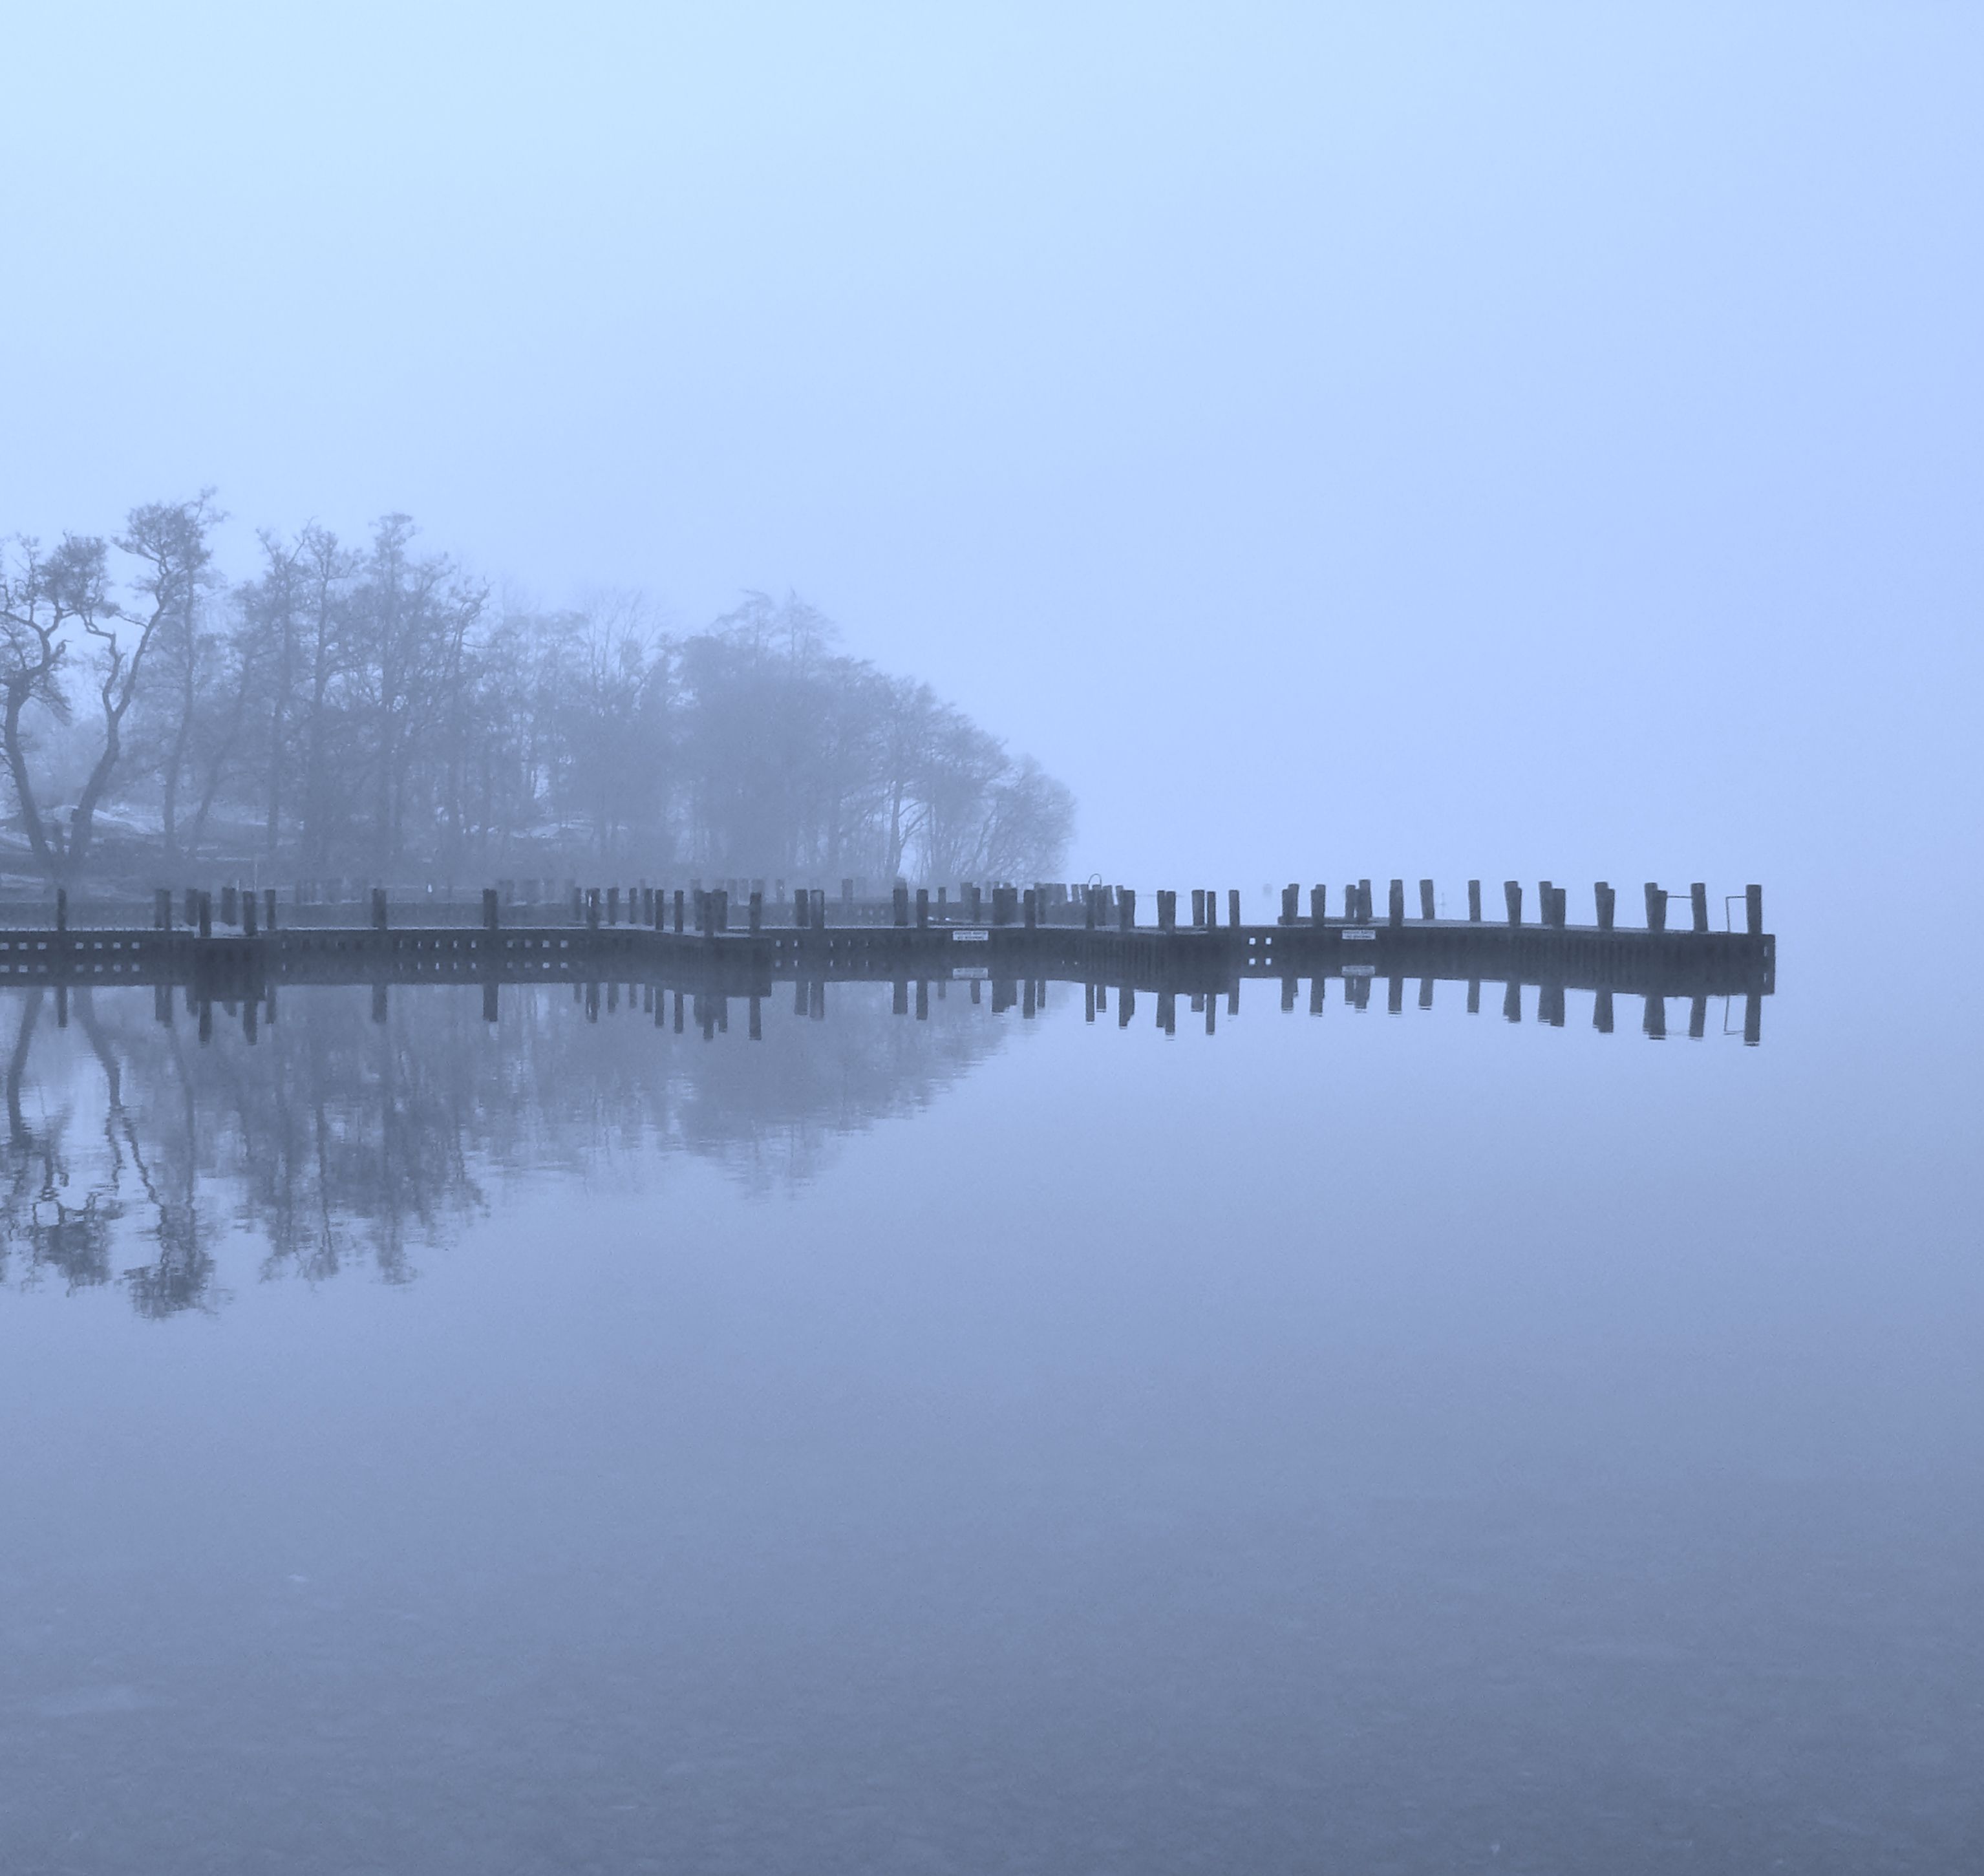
[[3, 6, 1977, 905]]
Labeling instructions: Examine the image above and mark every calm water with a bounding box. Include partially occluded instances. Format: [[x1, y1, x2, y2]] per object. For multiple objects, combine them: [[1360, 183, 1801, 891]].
[[1, 928, 1979, 1873]]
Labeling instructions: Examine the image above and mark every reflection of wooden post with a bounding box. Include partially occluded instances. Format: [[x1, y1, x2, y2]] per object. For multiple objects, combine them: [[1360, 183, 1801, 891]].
[[1023, 977, 1037, 1019], [1467, 879, 1482, 922], [1204, 993, 1216, 1035], [893, 977, 908, 1016], [1419, 879, 1435, 921], [1540, 983, 1564, 1027], [1689, 995, 1707, 1039], [751, 995, 763, 1040], [1309, 974, 1324, 1015], [1594, 990, 1614, 1032], [1118, 985, 1134, 1026], [1744, 993, 1762, 1045], [1418, 977, 1433, 1010], [1503, 980, 1521, 1022], [1467, 978, 1480, 1014], [1645, 883, 1665, 932], [1158, 989, 1175, 1034], [483, 983, 499, 1023], [1595, 882, 1615, 932], [1387, 975, 1403, 1014], [154, 983, 172, 1025], [1281, 975, 1296, 1012], [1691, 882, 1709, 933], [1085, 982, 1096, 1023], [198, 998, 213, 1044], [372, 982, 389, 1024], [1643, 994, 1666, 1039]]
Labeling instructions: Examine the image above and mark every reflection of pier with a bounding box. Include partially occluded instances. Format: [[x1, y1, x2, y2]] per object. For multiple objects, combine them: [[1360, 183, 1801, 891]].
[[0, 877, 1776, 1043]]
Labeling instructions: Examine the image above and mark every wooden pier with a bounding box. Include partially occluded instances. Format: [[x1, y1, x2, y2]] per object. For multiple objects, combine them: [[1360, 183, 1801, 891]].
[[0, 878, 1776, 1043]]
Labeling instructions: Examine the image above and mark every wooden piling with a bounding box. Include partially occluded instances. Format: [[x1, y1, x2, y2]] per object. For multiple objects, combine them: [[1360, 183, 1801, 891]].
[[1388, 879, 1404, 927], [483, 982, 499, 1024], [1467, 880, 1482, 922], [1228, 889, 1241, 930], [222, 884, 238, 926], [264, 888, 277, 932], [1691, 882, 1708, 934], [1191, 889, 1206, 928], [1419, 879, 1435, 921], [1645, 883, 1665, 932], [1504, 880, 1522, 925], [1358, 879, 1373, 922], [893, 882, 909, 927], [1310, 884, 1325, 924], [750, 890, 764, 933], [198, 891, 213, 939], [242, 893, 258, 937], [915, 888, 929, 930], [1281, 884, 1298, 926], [483, 888, 500, 932], [54, 888, 67, 933], [155, 887, 171, 931], [1746, 884, 1763, 937], [1024, 888, 1038, 930], [1595, 882, 1615, 932], [674, 889, 685, 934], [1120, 888, 1136, 932]]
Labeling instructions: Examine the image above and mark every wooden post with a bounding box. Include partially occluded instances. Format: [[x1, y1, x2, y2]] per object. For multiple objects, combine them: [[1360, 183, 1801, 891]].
[[1504, 880, 1522, 925], [1120, 888, 1136, 931], [571, 885, 582, 922], [1467, 879, 1482, 921], [242, 892, 258, 937], [483, 888, 500, 931], [1645, 883, 1665, 932], [1024, 888, 1038, 929], [1595, 882, 1615, 932], [714, 889, 729, 933], [1228, 889, 1241, 929], [54, 887, 67, 933], [1343, 883, 1356, 922], [372, 887, 389, 930], [673, 889, 685, 934], [1358, 879, 1372, 922], [1691, 882, 1708, 933], [1419, 879, 1435, 921], [915, 888, 928, 929], [750, 890, 763, 933], [264, 888, 277, 932], [198, 891, 213, 939], [1541, 884, 1565, 930], [155, 887, 171, 931], [893, 882, 909, 927], [1157, 890, 1176, 932], [1281, 884, 1297, 926], [372, 982, 389, 1025], [812, 888, 826, 928], [1310, 884, 1325, 924], [1191, 888, 1206, 928], [184, 887, 199, 927], [221, 884, 238, 926], [586, 888, 601, 930], [1746, 884, 1763, 937], [1084, 887, 1097, 931], [606, 886, 619, 925], [1388, 879, 1404, 927]]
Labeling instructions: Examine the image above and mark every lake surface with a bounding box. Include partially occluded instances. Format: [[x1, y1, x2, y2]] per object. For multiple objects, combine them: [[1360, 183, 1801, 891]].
[[1, 928, 1978, 1874]]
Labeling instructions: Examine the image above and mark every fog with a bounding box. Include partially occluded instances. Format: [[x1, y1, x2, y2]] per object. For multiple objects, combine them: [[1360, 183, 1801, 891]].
[[3, 11, 1981, 1871], [4, 8, 1976, 908]]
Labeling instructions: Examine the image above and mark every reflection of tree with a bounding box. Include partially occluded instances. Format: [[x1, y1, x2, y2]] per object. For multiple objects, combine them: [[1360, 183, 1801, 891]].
[[0, 975, 1016, 1313]]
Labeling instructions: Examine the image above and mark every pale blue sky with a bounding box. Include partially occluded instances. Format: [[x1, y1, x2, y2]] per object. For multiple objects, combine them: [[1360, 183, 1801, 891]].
[[3, 4, 1977, 907]]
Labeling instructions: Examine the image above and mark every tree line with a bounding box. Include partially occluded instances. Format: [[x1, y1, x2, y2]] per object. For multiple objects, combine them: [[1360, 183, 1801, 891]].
[[0, 496, 1074, 888]]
